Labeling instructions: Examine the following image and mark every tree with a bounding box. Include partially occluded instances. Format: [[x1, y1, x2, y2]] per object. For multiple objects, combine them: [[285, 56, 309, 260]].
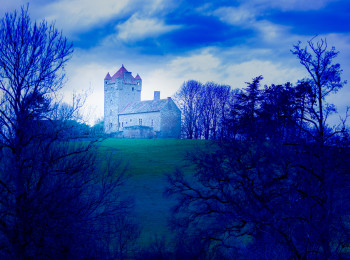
[[166, 38, 350, 259], [231, 75, 263, 140], [174, 80, 203, 139], [0, 7, 139, 258], [290, 37, 349, 259], [166, 141, 301, 259], [199, 82, 231, 140], [291, 37, 347, 145], [175, 81, 232, 140]]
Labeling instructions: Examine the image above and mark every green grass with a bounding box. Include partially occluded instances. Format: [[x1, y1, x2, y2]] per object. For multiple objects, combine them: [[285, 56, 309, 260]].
[[99, 138, 206, 176], [97, 138, 209, 246]]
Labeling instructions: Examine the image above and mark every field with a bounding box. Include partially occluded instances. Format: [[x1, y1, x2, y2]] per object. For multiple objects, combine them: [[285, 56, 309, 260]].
[[98, 138, 209, 246]]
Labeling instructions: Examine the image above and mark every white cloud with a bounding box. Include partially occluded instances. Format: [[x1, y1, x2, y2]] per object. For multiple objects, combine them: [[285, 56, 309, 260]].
[[213, 6, 256, 26], [142, 49, 307, 100], [116, 14, 180, 41], [212, 6, 291, 44], [253, 20, 291, 42], [62, 59, 113, 124], [225, 59, 307, 89], [39, 0, 131, 35]]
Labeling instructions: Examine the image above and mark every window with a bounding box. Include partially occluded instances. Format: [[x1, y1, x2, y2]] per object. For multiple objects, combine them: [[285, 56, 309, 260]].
[[130, 119, 132, 122], [122, 122, 124, 127], [132, 87, 134, 91], [109, 123, 112, 129], [139, 119, 142, 125], [151, 119, 154, 127]]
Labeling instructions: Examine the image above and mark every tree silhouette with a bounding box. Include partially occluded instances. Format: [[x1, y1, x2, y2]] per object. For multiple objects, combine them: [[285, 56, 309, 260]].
[[0, 7, 139, 258]]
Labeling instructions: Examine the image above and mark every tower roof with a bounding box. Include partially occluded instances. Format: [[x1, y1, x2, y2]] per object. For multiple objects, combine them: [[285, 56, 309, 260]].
[[111, 64, 128, 82], [107, 65, 141, 84], [104, 72, 112, 80], [111, 64, 128, 80]]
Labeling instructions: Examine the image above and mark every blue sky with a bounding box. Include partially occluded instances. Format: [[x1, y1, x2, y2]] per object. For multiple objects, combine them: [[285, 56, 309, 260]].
[[1, 0, 350, 124]]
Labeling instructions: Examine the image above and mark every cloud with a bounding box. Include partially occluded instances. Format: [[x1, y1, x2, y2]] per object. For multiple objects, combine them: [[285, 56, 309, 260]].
[[62, 58, 114, 124], [245, 0, 338, 11], [39, 0, 131, 35], [253, 20, 291, 42], [141, 48, 308, 100], [213, 7, 291, 46], [116, 14, 180, 42], [0, 0, 26, 17], [225, 59, 307, 89], [213, 6, 256, 26]]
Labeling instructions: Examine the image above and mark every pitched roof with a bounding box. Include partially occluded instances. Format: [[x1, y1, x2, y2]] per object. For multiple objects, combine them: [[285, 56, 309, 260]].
[[111, 65, 128, 82], [107, 65, 140, 85], [104, 72, 112, 80], [119, 99, 169, 115]]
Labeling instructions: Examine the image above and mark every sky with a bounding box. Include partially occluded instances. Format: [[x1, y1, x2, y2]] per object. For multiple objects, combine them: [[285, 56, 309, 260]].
[[1, 0, 350, 125]]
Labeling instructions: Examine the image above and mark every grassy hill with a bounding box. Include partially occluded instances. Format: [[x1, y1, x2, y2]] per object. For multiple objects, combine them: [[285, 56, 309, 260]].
[[98, 138, 209, 247]]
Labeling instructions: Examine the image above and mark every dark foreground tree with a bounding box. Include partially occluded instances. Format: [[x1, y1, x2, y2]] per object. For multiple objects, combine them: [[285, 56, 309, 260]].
[[0, 7, 139, 259], [166, 38, 350, 259]]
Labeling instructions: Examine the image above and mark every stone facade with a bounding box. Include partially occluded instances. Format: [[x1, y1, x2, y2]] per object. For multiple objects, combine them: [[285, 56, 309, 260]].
[[104, 65, 181, 138]]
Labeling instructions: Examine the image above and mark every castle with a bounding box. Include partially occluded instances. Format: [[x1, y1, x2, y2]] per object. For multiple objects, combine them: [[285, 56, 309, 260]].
[[104, 65, 181, 138]]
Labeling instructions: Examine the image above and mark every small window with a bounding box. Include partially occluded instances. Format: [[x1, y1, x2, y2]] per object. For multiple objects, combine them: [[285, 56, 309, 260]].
[[132, 87, 134, 91], [151, 119, 154, 127], [139, 119, 142, 125], [130, 119, 132, 122], [109, 123, 112, 129], [122, 122, 124, 127]]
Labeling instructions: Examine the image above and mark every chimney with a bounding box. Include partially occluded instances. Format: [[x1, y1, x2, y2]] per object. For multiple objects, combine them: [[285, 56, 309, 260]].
[[154, 91, 160, 100]]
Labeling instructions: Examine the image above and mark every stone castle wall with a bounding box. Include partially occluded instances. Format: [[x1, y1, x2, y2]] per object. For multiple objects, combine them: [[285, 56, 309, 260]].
[[160, 100, 181, 138], [119, 111, 160, 131], [104, 82, 120, 133], [104, 66, 181, 138], [104, 76, 142, 134]]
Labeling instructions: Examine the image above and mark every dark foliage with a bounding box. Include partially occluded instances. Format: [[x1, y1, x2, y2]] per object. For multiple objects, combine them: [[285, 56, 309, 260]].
[[0, 7, 140, 259], [167, 37, 350, 259]]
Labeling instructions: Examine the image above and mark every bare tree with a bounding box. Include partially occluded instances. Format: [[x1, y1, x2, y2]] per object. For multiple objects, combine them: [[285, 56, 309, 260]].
[[0, 7, 139, 259], [174, 80, 203, 139], [175, 81, 232, 140], [166, 38, 350, 259], [291, 37, 347, 145]]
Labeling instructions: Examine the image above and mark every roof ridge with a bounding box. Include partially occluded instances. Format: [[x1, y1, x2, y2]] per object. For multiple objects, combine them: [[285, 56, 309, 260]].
[[119, 99, 168, 115]]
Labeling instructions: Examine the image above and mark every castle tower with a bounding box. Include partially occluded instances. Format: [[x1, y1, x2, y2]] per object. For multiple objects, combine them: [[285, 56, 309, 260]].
[[104, 65, 142, 133]]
